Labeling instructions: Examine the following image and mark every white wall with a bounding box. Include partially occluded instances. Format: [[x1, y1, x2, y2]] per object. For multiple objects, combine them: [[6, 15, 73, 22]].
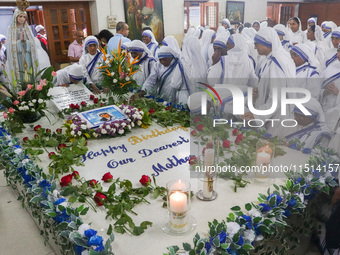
[[90, 0, 184, 43]]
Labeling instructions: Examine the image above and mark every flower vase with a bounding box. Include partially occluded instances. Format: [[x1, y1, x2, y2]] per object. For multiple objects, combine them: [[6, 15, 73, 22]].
[[20, 111, 42, 123]]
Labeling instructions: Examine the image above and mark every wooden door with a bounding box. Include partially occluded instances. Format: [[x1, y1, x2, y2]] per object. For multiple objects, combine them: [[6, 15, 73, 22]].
[[280, 4, 295, 25], [201, 2, 219, 31], [42, 2, 92, 68]]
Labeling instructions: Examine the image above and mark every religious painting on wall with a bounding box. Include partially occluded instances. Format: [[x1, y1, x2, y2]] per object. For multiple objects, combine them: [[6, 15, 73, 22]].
[[123, 0, 165, 42], [226, 1, 245, 24]]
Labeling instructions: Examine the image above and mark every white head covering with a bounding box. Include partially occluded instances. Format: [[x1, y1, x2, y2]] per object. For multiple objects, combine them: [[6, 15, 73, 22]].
[[311, 25, 324, 42], [142, 30, 158, 44], [68, 64, 84, 81], [242, 27, 256, 41], [260, 21, 268, 29], [290, 43, 320, 69], [307, 17, 317, 28], [6, 9, 37, 86], [294, 97, 325, 123], [182, 36, 207, 78], [162, 36, 181, 55], [324, 21, 338, 31], [287, 17, 302, 33], [331, 26, 340, 39], [128, 39, 152, 57], [157, 46, 180, 60], [216, 26, 230, 38], [222, 19, 231, 29], [82, 36, 99, 56], [273, 24, 290, 42], [35, 25, 44, 33], [0, 34, 7, 42], [200, 29, 216, 63]]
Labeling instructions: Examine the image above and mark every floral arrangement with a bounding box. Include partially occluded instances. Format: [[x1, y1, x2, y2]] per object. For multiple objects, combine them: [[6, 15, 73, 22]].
[[0, 67, 54, 133], [98, 41, 140, 100]]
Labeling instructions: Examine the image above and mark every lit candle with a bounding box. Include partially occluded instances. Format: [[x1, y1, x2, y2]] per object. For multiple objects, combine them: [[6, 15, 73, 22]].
[[169, 191, 187, 213], [204, 148, 214, 166], [170, 179, 187, 191], [256, 150, 271, 166]]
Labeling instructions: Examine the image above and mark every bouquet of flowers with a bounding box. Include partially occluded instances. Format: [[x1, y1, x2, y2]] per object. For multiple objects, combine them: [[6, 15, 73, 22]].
[[0, 67, 54, 133], [98, 40, 140, 101]]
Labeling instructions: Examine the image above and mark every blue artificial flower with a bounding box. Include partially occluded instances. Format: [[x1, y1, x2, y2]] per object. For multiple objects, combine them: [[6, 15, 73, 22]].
[[87, 235, 103, 246], [129, 87, 134, 92], [205, 242, 212, 254], [95, 245, 105, 252], [75, 245, 84, 255], [331, 171, 338, 178], [219, 231, 227, 243], [295, 178, 302, 184], [39, 179, 51, 188], [166, 102, 172, 107], [156, 98, 164, 103], [227, 248, 238, 255], [245, 222, 253, 229], [236, 235, 244, 246], [254, 223, 262, 235], [267, 194, 283, 206], [84, 229, 98, 238], [287, 198, 296, 208], [53, 211, 69, 224], [302, 148, 311, 154], [17, 166, 27, 173], [242, 214, 252, 222], [259, 203, 271, 213], [146, 95, 155, 100], [21, 172, 35, 187], [263, 133, 272, 139], [55, 198, 66, 205], [283, 209, 291, 217], [312, 169, 321, 178], [288, 143, 298, 150]]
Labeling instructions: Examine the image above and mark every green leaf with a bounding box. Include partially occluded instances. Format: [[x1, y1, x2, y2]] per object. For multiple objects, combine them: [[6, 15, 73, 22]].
[[245, 203, 252, 211], [212, 236, 220, 247], [47, 211, 57, 217], [232, 233, 240, 243], [231, 206, 241, 211], [229, 213, 235, 221], [153, 188, 160, 199], [114, 225, 125, 234], [183, 242, 191, 251], [107, 224, 113, 235], [268, 195, 276, 207], [133, 226, 144, 236], [221, 243, 230, 249], [80, 207, 89, 215]]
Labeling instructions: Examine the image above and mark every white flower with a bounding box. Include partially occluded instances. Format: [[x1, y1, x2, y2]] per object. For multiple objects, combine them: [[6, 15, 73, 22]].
[[6, 135, 11, 141], [113, 79, 117, 83], [99, 124, 104, 129], [70, 131, 75, 136], [248, 209, 262, 218], [319, 176, 325, 184], [81, 125, 87, 130], [14, 148, 22, 154], [32, 99, 37, 103], [8, 142, 13, 146], [125, 76, 130, 81], [101, 129, 107, 134], [139, 110, 144, 115], [24, 105, 29, 110], [226, 222, 240, 237], [125, 109, 131, 114], [118, 129, 124, 135], [105, 124, 111, 130], [131, 122, 135, 127], [163, 101, 168, 106], [28, 102, 34, 107], [255, 235, 264, 241], [19, 106, 24, 111], [21, 101, 26, 105], [112, 128, 116, 133], [52, 190, 59, 199], [22, 159, 29, 165], [127, 125, 131, 130], [105, 60, 110, 65], [93, 133, 98, 138], [78, 223, 90, 237], [244, 229, 256, 242], [137, 120, 142, 126], [121, 122, 126, 127], [137, 115, 142, 120], [77, 131, 82, 136], [132, 114, 137, 119], [38, 99, 43, 104], [31, 109, 35, 112], [297, 192, 305, 204], [81, 250, 89, 255], [105, 54, 110, 58], [127, 118, 131, 122], [111, 72, 115, 76], [115, 123, 120, 128], [70, 124, 76, 129]]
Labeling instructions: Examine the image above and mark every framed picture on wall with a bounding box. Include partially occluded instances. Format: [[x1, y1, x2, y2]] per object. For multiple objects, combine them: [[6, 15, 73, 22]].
[[226, 1, 245, 24], [123, 0, 164, 42]]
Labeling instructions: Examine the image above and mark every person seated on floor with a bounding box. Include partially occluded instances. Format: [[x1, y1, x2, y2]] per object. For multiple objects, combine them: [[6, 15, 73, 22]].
[[140, 46, 192, 105], [53, 64, 84, 87], [79, 36, 105, 94], [285, 98, 331, 152], [289, 43, 321, 99], [320, 42, 340, 113]]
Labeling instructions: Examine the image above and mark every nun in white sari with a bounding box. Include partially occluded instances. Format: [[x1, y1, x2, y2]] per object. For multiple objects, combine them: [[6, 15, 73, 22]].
[[79, 36, 104, 94], [323, 27, 340, 70], [273, 24, 292, 52], [287, 17, 306, 45], [243, 27, 296, 137], [141, 46, 192, 105], [127, 40, 157, 87], [162, 36, 181, 56], [141, 30, 159, 58], [285, 98, 331, 151], [200, 29, 216, 69], [290, 44, 321, 99]]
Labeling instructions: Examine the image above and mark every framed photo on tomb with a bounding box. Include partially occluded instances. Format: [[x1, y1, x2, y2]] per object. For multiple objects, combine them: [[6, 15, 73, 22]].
[[226, 1, 245, 24], [123, 0, 165, 43]]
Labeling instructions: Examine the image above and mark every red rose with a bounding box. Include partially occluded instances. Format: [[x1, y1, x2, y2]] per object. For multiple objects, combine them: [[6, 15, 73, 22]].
[[191, 130, 198, 137], [69, 103, 75, 109], [235, 139, 242, 144], [56, 128, 62, 134], [72, 171, 80, 179], [23, 137, 28, 143], [94, 192, 107, 206], [34, 134, 39, 139], [148, 108, 156, 115], [165, 106, 171, 111], [89, 179, 98, 187], [232, 128, 239, 136], [34, 125, 42, 131], [222, 140, 231, 148], [45, 128, 51, 134], [81, 101, 87, 107], [100, 103, 104, 107], [58, 143, 66, 151], [75, 104, 80, 109], [102, 172, 113, 182], [206, 142, 213, 149], [60, 174, 72, 187], [90, 95, 95, 100], [189, 156, 198, 165], [93, 98, 99, 104], [139, 175, 151, 186], [236, 134, 244, 141], [194, 117, 200, 122], [197, 124, 204, 131], [48, 152, 56, 159]]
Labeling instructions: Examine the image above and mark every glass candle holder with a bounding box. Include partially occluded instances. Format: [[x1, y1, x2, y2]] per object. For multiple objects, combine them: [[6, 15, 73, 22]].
[[255, 140, 275, 179], [161, 179, 196, 235], [196, 143, 218, 201]]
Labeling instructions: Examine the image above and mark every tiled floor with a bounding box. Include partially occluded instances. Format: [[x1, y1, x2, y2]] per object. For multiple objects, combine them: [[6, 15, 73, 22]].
[[0, 169, 55, 255], [0, 168, 321, 255]]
